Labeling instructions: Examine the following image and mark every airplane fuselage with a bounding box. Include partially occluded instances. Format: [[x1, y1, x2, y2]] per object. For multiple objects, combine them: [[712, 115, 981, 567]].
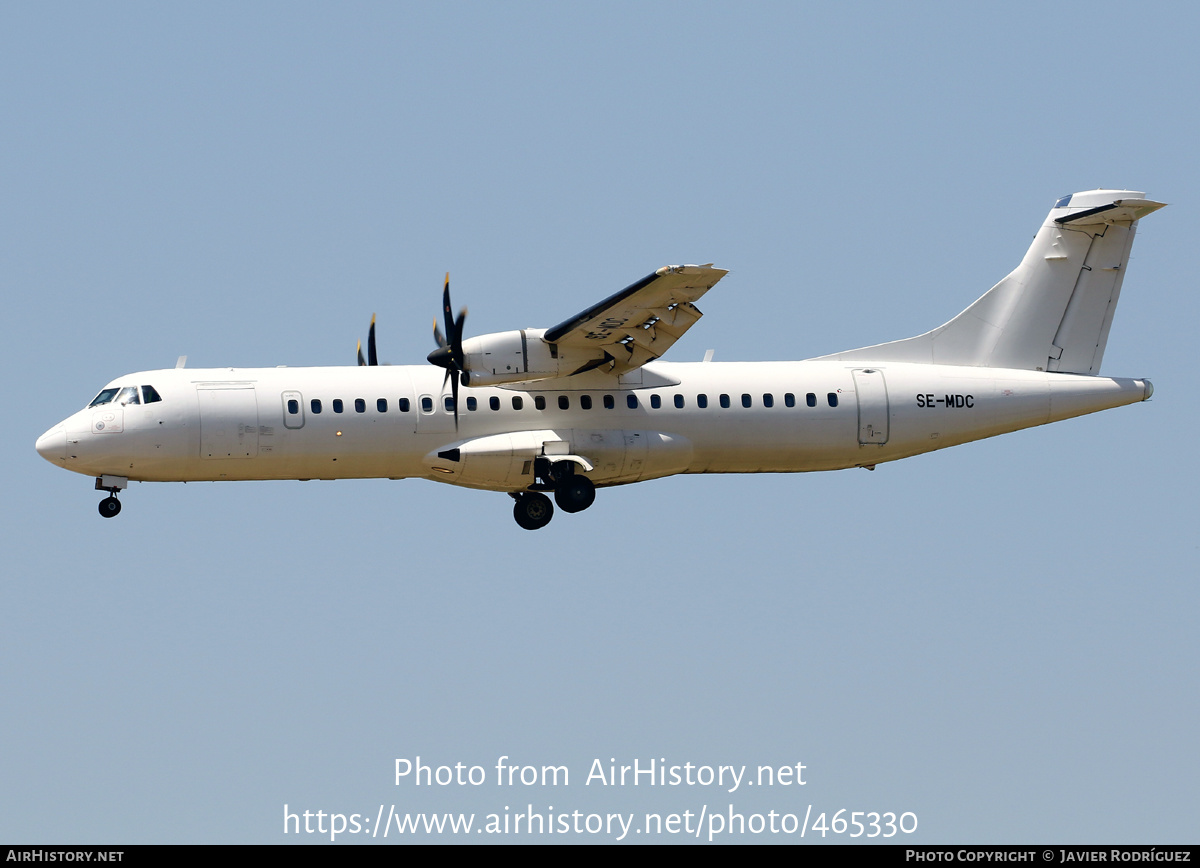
[[36, 360, 1151, 490], [33, 190, 1166, 526]]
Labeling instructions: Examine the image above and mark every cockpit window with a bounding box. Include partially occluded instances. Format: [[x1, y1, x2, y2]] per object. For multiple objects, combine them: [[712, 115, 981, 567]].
[[116, 386, 140, 405], [88, 388, 120, 407], [141, 385, 163, 404]]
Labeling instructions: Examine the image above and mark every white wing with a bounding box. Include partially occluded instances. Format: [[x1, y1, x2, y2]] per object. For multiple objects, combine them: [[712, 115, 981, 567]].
[[544, 264, 728, 374]]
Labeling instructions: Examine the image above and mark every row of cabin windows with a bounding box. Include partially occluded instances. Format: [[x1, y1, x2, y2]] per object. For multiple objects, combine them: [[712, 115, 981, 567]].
[[288, 391, 839, 416]]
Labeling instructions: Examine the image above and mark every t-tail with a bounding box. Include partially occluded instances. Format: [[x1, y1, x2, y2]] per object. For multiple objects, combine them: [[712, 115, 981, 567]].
[[816, 189, 1165, 373]]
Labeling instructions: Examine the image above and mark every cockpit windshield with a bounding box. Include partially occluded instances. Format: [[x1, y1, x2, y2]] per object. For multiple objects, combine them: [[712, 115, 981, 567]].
[[88, 388, 120, 407], [87, 384, 162, 408], [116, 386, 140, 405]]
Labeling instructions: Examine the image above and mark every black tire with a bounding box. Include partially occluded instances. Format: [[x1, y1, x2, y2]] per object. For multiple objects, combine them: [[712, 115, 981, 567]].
[[98, 496, 122, 518], [554, 475, 596, 514], [513, 492, 554, 530]]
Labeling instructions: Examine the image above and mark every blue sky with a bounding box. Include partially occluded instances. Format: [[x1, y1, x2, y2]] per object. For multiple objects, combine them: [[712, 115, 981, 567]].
[[3, 2, 1197, 843]]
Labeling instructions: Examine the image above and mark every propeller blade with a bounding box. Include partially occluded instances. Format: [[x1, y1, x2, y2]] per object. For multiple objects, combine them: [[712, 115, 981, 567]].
[[357, 340, 366, 367], [451, 308, 467, 367], [442, 274, 454, 356], [367, 314, 378, 366], [428, 272, 466, 430]]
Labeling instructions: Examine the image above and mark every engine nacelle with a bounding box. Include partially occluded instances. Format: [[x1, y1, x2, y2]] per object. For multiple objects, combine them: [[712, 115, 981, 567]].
[[460, 328, 610, 386]]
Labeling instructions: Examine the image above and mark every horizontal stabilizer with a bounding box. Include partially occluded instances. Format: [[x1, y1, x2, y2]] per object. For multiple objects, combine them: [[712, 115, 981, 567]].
[[1055, 197, 1166, 226]]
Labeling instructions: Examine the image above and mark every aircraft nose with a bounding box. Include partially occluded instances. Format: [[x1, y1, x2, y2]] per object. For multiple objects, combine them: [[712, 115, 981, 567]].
[[35, 426, 67, 463]]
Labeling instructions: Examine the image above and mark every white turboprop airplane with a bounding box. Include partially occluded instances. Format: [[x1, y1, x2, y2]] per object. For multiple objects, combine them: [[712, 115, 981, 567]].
[[36, 189, 1163, 530]]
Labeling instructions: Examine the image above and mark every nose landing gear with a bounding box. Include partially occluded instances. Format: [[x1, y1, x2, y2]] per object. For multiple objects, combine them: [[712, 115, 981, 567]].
[[94, 475, 128, 519]]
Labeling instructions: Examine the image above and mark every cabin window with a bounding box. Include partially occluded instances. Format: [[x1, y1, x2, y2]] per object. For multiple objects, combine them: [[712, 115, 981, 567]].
[[287, 399, 299, 415], [763, 393, 774, 408], [333, 399, 345, 414], [603, 394, 615, 409], [697, 394, 708, 409], [420, 397, 432, 413], [827, 392, 838, 407], [377, 398, 388, 413], [559, 395, 570, 410], [512, 396, 523, 410], [581, 395, 592, 410], [355, 398, 366, 413], [490, 396, 501, 411], [784, 393, 795, 408], [534, 395, 546, 410], [650, 394, 661, 409], [467, 396, 477, 411], [741, 393, 752, 408], [719, 394, 730, 409], [674, 394, 684, 409], [141, 385, 163, 404], [311, 399, 322, 414], [806, 392, 817, 407], [88, 388, 120, 407], [627, 395, 638, 409], [398, 398, 410, 412], [444, 396, 455, 412]]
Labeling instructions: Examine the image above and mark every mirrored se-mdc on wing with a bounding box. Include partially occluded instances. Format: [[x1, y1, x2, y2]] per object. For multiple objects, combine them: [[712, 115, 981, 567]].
[[544, 264, 728, 375]]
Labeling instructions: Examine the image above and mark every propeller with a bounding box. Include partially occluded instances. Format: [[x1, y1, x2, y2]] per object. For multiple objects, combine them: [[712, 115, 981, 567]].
[[357, 314, 378, 366], [427, 273, 468, 429]]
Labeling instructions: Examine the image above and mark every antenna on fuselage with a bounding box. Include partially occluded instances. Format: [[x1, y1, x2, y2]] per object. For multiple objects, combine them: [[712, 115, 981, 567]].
[[176, 356, 187, 369]]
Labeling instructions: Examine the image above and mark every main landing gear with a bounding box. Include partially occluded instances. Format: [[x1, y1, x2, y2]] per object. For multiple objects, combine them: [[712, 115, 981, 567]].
[[94, 475, 128, 519], [512, 492, 554, 530], [510, 459, 598, 530]]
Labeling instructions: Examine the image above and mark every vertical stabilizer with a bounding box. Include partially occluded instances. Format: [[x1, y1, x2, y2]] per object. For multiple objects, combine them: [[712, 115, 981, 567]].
[[815, 190, 1165, 373]]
